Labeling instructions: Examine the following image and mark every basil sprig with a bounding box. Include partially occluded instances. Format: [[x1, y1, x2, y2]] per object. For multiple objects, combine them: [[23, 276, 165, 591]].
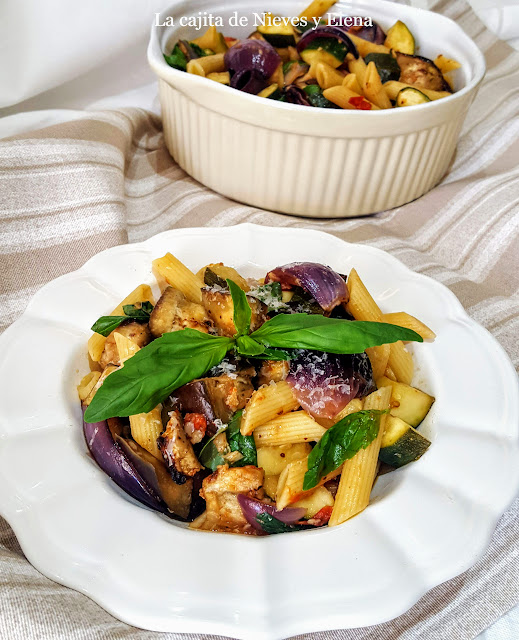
[[84, 283, 422, 422], [91, 301, 154, 337], [303, 410, 387, 491], [255, 513, 307, 535], [84, 329, 232, 422], [199, 410, 256, 471]]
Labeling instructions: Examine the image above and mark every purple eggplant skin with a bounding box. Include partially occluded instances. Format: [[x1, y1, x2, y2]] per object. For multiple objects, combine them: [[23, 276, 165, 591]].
[[296, 25, 358, 59], [284, 86, 312, 106], [224, 39, 281, 94], [82, 406, 170, 515], [286, 350, 375, 420], [265, 262, 349, 312], [346, 21, 386, 44]]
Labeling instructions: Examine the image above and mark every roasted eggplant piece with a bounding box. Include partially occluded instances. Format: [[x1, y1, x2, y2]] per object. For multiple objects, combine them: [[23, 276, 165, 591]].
[[283, 60, 309, 85], [395, 52, 451, 92], [202, 288, 267, 337], [149, 286, 212, 337], [99, 320, 151, 369], [172, 374, 254, 436], [158, 410, 203, 482], [82, 408, 196, 520]]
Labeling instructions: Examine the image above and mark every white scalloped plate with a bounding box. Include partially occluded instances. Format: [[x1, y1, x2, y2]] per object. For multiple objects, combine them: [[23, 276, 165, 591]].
[[0, 225, 518, 639]]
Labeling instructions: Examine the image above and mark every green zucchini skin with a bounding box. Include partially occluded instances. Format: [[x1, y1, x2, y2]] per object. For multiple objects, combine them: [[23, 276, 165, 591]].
[[364, 53, 401, 84], [379, 416, 431, 468], [396, 87, 431, 107], [301, 37, 348, 67], [257, 15, 297, 48]]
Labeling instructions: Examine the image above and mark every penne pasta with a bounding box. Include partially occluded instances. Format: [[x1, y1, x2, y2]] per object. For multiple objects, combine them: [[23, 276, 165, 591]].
[[187, 53, 226, 77], [363, 62, 392, 109], [383, 80, 451, 101], [316, 62, 345, 89], [317, 397, 363, 429], [347, 54, 367, 89], [323, 85, 379, 110], [384, 364, 398, 381], [253, 411, 327, 447], [276, 455, 343, 510], [87, 284, 154, 362], [342, 72, 363, 95], [77, 371, 101, 402], [240, 381, 299, 436], [207, 71, 230, 85], [153, 253, 204, 304], [365, 343, 391, 381], [382, 312, 436, 341], [84, 364, 118, 405], [299, 0, 337, 20], [345, 268, 382, 321], [129, 406, 164, 461], [196, 263, 250, 291], [328, 386, 391, 526], [387, 340, 414, 385]]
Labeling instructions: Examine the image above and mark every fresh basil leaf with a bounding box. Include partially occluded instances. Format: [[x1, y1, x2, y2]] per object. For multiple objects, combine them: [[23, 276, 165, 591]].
[[252, 347, 292, 361], [251, 315, 423, 354], [90, 315, 128, 337], [122, 301, 153, 320], [199, 426, 228, 471], [303, 410, 386, 490], [255, 513, 307, 534], [235, 335, 265, 357], [84, 329, 233, 422], [226, 410, 257, 466], [227, 278, 251, 337], [164, 44, 188, 71], [252, 282, 285, 312]]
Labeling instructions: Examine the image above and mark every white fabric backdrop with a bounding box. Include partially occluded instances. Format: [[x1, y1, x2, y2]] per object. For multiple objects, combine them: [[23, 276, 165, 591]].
[[0, 0, 518, 637]]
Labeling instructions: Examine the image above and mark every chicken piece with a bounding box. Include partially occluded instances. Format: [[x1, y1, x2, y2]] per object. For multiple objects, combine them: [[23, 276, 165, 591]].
[[149, 286, 212, 338], [257, 360, 290, 386], [396, 52, 451, 92], [99, 321, 151, 369], [158, 410, 203, 483], [201, 288, 267, 337], [199, 464, 265, 533]]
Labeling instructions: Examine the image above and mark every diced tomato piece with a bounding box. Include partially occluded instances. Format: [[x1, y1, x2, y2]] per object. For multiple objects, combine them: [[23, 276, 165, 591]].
[[348, 96, 372, 110], [313, 506, 333, 524], [184, 413, 207, 434]]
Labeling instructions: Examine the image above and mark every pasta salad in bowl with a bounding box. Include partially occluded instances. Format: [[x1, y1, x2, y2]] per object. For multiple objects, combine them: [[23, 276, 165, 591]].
[[81, 254, 435, 535], [163, 0, 460, 110]]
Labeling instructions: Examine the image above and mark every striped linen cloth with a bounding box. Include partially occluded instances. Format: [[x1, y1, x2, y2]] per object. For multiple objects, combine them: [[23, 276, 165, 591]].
[[0, 0, 518, 638]]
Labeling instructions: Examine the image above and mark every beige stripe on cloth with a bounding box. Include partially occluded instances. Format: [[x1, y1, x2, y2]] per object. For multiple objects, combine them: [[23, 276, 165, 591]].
[[0, 0, 518, 637]]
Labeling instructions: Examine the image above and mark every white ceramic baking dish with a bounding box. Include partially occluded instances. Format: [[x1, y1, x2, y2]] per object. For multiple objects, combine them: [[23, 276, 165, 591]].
[[148, 0, 485, 218]]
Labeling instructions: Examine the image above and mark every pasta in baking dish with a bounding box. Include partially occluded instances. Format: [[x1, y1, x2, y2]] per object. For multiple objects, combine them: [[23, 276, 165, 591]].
[[80, 255, 435, 535], [163, 0, 460, 110]]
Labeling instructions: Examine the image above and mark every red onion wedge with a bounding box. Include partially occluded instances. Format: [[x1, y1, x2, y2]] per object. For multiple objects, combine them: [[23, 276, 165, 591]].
[[296, 25, 358, 58], [82, 407, 169, 514], [287, 350, 375, 421], [345, 21, 386, 44], [265, 262, 349, 312], [224, 39, 281, 94], [237, 495, 305, 533]]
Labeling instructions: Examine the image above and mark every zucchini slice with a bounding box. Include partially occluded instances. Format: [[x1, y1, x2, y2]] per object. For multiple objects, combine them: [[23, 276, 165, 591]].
[[384, 20, 415, 55], [258, 13, 297, 48], [396, 87, 431, 107], [379, 415, 431, 468], [364, 53, 401, 84], [303, 84, 339, 108], [377, 376, 434, 427], [396, 52, 451, 92], [301, 38, 348, 69]]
